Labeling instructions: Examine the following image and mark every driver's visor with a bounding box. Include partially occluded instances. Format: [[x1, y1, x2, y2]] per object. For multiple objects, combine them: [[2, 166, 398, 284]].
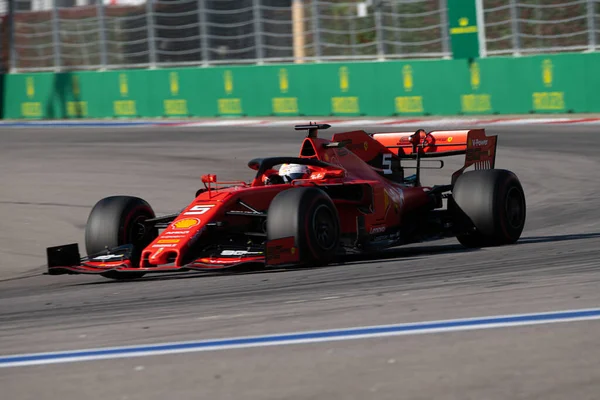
[[283, 173, 308, 182]]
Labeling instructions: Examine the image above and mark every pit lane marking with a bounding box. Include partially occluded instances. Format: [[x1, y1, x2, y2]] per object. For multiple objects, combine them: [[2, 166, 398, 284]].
[[2, 307, 600, 368]]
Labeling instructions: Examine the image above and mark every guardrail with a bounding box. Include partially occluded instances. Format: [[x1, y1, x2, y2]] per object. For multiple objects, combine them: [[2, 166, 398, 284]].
[[3, 53, 597, 119]]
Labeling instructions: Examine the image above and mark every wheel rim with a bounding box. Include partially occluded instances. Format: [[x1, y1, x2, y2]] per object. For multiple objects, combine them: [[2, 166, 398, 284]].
[[128, 215, 149, 246], [312, 204, 337, 250], [505, 186, 525, 229]]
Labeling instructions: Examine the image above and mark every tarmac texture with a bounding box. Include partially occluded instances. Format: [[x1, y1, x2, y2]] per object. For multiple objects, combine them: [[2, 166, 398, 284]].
[[0, 123, 599, 399]]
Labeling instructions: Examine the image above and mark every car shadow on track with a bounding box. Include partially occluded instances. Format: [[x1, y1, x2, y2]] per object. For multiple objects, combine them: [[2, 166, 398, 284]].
[[67, 232, 600, 285], [516, 232, 600, 244]]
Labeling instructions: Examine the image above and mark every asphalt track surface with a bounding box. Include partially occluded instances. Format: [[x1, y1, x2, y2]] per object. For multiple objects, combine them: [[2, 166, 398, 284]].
[[1, 123, 600, 399]]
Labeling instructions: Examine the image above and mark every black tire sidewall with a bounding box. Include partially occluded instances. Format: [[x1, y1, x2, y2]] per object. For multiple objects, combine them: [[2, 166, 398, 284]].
[[493, 173, 526, 243], [85, 196, 156, 275], [267, 187, 340, 266], [453, 169, 526, 246]]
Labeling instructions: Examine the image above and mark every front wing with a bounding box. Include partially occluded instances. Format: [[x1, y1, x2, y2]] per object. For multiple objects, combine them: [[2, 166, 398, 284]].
[[46, 243, 266, 276]]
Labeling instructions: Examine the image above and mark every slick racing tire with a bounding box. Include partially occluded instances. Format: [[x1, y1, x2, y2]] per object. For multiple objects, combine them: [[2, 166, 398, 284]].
[[267, 187, 340, 267], [85, 196, 157, 280], [451, 169, 526, 248]]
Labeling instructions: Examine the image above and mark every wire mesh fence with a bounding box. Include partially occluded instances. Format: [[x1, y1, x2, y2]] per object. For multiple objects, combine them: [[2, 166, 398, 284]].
[[3, 0, 600, 72], [483, 0, 599, 55]]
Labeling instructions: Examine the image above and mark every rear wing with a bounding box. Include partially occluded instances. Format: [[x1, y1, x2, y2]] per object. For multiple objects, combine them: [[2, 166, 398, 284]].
[[372, 129, 498, 184]]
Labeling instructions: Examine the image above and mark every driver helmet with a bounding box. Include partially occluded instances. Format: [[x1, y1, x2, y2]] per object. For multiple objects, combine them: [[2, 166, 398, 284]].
[[278, 163, 311, 182]]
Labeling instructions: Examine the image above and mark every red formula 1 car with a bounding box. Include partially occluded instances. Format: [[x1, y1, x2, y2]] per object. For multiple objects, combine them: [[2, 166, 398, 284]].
[[47, 123, 526, 280]]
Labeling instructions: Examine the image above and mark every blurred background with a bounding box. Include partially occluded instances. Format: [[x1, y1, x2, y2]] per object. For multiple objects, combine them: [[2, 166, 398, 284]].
[[1, 0, 598, 73]]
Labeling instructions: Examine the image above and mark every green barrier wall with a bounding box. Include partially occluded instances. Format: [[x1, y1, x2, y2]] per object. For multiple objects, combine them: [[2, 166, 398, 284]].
[[4, 53, 600, 119]]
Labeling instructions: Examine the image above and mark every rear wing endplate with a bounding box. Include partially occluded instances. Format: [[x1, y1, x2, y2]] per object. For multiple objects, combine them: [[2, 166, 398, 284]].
[[372, 129, 498, 184]]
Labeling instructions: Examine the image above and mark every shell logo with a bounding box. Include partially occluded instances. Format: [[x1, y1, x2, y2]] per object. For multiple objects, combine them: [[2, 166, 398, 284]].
[[119, 73, 128, 97], [470, 62, 480, 90], [26, 77, 35, 99], [402, 65, 413, 92], [279, 68, 289, 93], [542, 59, 553, 88], [224, 70, 234, 94], [170, 72, 179, 96], [448, 137, 453, 142], [339, 66, 349, 92], [173, 218, 200, 229]]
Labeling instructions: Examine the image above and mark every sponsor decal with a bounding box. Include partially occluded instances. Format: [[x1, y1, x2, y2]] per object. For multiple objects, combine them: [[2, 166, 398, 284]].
[[152, 244, 178, 248], [370, 226, 386, 235], [447, 136, 453, 142], [471, 139, 488, 147], [220, 250, 263, 256], [173, 218, 200, 229], [266, 236, 298, 265], [157, 239, 180, 244], [184, 204, 215, 216], [165, 230, 189, 235], [92, 254, 124, 261]]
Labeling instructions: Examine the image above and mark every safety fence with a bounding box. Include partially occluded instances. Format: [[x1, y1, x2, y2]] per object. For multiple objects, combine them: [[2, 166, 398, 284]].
[[4, 0, 599, 72], [4, 53, 598, 119], [484, 0, 599, 55]]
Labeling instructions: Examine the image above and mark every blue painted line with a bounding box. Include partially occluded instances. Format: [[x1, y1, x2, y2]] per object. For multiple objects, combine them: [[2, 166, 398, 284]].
[[2, 307, 600, 368]]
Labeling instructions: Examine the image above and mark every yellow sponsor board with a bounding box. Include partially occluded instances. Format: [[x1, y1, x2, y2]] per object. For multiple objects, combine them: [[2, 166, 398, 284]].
[[272, 97, 299, 114], [532, 92, 565, 111], [461, 94, 492, 113], [21, 102, 42, 118], [67, 101, 88, 117], [164, 99, 188, 116], [450, 26, 478, 34], [218, 98, 243, 114], [395, 96, 424, 113], [332, 96, 359, 114], [114, 100, 137, 116]]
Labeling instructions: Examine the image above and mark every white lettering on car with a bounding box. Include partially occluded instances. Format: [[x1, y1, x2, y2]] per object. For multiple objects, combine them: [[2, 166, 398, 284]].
[[370, 226, 386, 234], [184, 204, 215, 215], [92, 254, 124, 261], [220, 250, 263, 256]]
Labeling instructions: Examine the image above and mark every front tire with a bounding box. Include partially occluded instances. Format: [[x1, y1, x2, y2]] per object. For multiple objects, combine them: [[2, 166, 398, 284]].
[[85, 196, 157, 280], [267, 187, 340, 267], [452, 169, 526, 248]]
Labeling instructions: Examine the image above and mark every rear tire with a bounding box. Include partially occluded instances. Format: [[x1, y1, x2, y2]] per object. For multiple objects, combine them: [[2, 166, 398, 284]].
[[267, 187, 340, 267], [452, 169, 526, 248], [85, 196, 157, 280]]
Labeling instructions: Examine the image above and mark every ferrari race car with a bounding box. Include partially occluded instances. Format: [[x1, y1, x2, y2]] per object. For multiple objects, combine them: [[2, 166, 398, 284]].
[[47, 123, 526, 280]]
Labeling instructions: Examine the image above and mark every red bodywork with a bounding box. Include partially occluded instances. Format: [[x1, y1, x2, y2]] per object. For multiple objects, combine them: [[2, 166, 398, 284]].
[[47, 126, 497, 276]]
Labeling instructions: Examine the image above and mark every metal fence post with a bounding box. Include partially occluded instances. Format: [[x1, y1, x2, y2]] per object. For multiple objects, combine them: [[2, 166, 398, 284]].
[[475, 0, 487, 57], [509, 0, 520, 55], [311, 0, 321, 61], [97, 0, 108, 69], [374, 0, 385, 60], [146, 0, 156, 68], [253, 0, 264, 63], [51, 0, 61, 71], [587, 0, 597, 51], [439, 0, 450, 57], [8, 0, 16, 72], [198, 0, 209, 65]]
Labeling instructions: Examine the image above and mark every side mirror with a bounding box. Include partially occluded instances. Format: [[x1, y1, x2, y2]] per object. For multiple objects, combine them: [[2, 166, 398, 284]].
[[201, 174, 217, 183]]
